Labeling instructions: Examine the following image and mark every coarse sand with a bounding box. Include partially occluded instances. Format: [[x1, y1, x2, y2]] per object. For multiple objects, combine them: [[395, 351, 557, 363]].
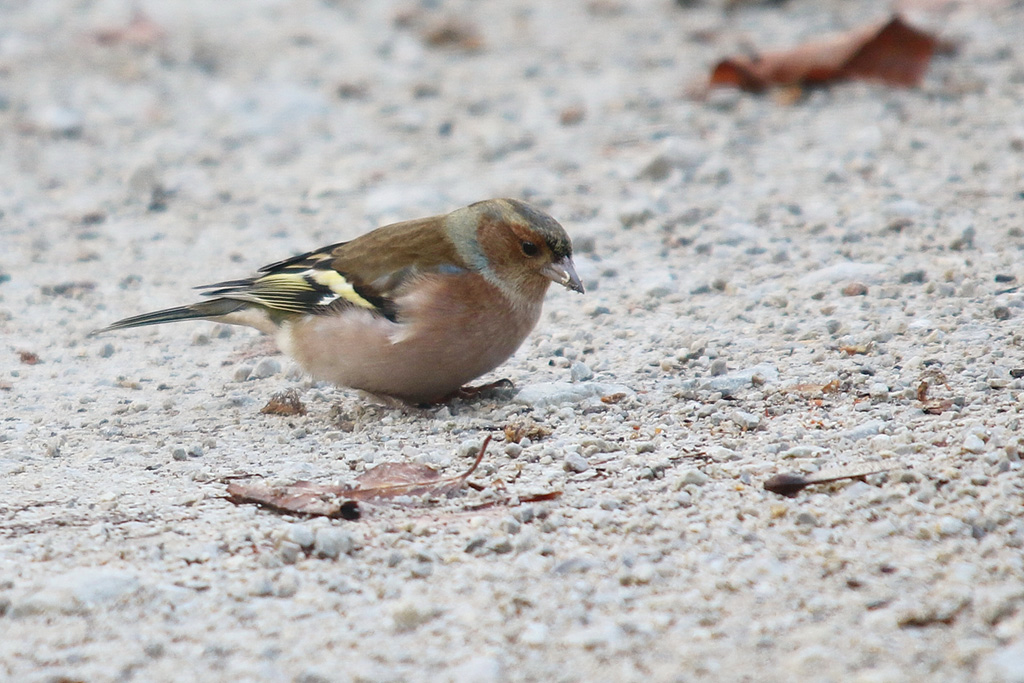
[[3, 1, 1024, 681]]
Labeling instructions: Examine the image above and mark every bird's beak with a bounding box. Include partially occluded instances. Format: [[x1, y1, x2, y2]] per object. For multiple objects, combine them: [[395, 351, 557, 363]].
[[541, 256, 585, 294]]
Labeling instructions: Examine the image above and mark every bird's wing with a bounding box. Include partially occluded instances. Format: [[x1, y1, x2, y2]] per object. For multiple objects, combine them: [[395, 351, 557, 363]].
[[197, 217, 467, 322]]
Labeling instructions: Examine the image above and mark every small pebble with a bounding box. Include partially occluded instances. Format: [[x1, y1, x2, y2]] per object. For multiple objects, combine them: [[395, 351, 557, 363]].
[[250, 358, 282, 379], [679, 469, 709, 486], [564, 453, 590, 473], [730, 411, 761, 430], [570, 361, 594, 382], [936, 516, 966, 537], [313, 528, 355, 559], [285, 524, 315, 549], [962, 434, 987, 454], [278, 541, 302, 565], [795, 511, 818, 526], [31, 105, 84, 137]]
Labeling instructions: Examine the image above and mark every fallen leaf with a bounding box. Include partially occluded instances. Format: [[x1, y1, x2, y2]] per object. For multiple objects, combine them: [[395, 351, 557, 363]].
[[18, 350, 40, 365], [601, 392, 629, 404], [225, 437, 492, 517], [226, 480, 360, 519], [348, 435, 490, 500], [260, 389, 306, 416], [709, 16, 939, 93], [519, 491, 563, 503]]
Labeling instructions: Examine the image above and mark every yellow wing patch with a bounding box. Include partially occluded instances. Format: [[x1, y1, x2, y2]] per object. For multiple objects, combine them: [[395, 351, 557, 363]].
[[308, 270, 377, 310]]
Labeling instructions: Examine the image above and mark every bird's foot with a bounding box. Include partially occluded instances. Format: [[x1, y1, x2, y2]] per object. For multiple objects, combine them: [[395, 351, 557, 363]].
[[428, 379, 516, 405]]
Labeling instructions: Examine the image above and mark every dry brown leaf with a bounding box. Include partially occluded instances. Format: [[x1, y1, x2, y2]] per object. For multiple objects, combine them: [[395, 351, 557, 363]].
[[225, 437, 492, 517], [348, 436, 489, 500], [709, 16, 939, 93], [520, 491, 563, 503], [260, 389, 306, 416], [18, 350, 40, 365], [226, 480, 360, 519]]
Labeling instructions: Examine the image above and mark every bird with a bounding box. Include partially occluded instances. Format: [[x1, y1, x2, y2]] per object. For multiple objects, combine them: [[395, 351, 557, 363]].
[[95, 198, 585, 404]]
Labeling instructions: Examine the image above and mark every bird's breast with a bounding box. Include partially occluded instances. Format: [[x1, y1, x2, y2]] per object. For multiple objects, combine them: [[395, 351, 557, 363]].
[[279, 272, 543, 402]]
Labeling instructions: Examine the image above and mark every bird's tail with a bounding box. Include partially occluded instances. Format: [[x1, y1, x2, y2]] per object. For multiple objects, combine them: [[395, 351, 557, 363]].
[[91, 299, 248, 335]]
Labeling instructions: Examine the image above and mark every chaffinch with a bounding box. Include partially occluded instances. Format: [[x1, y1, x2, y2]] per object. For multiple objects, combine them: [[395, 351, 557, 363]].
[[96, 198, 584, 403]]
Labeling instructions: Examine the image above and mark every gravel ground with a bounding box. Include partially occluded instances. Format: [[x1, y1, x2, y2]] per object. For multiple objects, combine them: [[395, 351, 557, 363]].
[[3, 1, 1024, 681]]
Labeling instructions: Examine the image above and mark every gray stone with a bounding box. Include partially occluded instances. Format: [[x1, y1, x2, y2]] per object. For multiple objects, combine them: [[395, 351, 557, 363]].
[[730, 411, 761, 430], [702, 363, 779, 395], [250, 358, 282, 379], [963, 434, 987, 454], [513, 382, 632, 409], [13, 569, 139, 615], [313, 528, 357, 559], [30, 105, 84, 137], [798, 262, 887, 286], [285, 524, 315, 549], [838, 420, 885, 441], [564, 453, 590, 473], [680, 469, 709, 486], [569, 361, 594, 382]]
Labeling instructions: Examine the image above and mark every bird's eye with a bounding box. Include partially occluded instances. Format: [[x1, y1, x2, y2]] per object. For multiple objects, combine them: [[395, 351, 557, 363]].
[[521, 241, 539, 257]]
